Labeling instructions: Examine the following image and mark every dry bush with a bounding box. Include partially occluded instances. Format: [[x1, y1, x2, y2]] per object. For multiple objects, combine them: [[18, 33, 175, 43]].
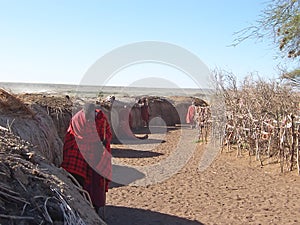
[[212, 70, 300, 173]]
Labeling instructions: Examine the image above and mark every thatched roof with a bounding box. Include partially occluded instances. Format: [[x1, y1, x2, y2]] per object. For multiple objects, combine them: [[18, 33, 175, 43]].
[[0, 127, 106, 225], [0, 89, 64, 166], [0, 89, 34, 116]]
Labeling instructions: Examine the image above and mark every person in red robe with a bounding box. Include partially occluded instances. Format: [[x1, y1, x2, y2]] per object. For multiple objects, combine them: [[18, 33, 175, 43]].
[[140, 98, 150, 127], [186, 102, 196, 129], [61, 103, 112, 216]]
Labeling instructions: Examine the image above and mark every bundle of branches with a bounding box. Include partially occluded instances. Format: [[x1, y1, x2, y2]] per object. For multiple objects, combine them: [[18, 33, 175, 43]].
[[0, 127, 106, 225]]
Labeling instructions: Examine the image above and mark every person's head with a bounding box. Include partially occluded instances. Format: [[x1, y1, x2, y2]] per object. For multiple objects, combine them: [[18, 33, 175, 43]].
[[83, 103, 95, 122]]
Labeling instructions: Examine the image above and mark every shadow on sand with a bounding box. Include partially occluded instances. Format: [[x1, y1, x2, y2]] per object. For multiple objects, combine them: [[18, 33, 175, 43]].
[[113, 138, 166, 145], [112, 148, 163, 158], [133, 126, 179, 135], [104, 206, 204, 225], [110, 165, 145, 188]]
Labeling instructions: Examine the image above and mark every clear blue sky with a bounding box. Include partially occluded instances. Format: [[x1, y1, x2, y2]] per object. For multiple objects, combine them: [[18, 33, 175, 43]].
[[0, 0, 287, 88]]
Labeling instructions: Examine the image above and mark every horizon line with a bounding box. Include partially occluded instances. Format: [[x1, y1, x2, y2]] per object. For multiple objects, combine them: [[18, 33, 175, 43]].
[[0, 81, 212, 90]]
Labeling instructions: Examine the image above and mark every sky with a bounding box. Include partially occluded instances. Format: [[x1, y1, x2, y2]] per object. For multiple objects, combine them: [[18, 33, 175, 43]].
[[0, 0, 292, 89]]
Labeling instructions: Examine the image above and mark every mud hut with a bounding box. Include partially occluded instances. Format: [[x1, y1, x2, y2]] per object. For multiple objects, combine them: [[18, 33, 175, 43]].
[[0, 90, 64, 166], [0, 89, 106, 224], [140, 96, 180, 126], [173, 96, 209, 124], [17, 93, 74, 142]]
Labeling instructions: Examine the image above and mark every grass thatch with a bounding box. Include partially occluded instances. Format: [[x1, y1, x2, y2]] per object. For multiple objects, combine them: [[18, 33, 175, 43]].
[[0, 126, 106, 225], [0, 90, 64, 166], [0, 89, 34, 117]]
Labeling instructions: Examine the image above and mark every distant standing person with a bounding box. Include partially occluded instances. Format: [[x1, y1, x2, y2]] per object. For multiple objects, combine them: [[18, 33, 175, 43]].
[[60, 103, 112, 218], [141, 98, 150, 127], [186, 101, 196, 129]]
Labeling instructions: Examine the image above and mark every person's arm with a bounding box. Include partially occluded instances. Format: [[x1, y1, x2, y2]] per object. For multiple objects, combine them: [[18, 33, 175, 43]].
[[96, 110, 112, 151], [104, 117, 112, 152], [95, 111, 113, 182]]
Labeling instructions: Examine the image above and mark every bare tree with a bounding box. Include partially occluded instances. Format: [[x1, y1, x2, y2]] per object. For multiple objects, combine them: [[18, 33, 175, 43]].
[[281, 68, 300, 86], [233, 0, 300, 59]]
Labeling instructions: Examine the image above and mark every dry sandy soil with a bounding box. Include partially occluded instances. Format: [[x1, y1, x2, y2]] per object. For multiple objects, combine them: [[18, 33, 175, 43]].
[[105, 126, 300, 225]]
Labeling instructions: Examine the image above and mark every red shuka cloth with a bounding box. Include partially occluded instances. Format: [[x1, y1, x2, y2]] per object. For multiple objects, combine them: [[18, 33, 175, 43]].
[[186, 105, 195, 124], [61, 109, 112, 207], [141, 104, 149, 122]]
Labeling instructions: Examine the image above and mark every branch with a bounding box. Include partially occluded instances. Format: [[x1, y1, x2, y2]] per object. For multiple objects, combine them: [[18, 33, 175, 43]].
[[0, 214, 34, 220]]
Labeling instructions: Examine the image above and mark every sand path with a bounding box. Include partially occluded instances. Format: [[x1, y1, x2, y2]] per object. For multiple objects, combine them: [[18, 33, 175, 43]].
[[105, 127, 300, 225]]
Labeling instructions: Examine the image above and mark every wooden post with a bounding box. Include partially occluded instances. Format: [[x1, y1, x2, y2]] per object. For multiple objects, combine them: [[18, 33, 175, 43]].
[[297, 124, 300, 175], [290, 115, 296, 171]]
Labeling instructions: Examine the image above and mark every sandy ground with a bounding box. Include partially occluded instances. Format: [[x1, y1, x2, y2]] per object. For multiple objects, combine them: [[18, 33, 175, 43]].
[[105, 126, 300, 225]]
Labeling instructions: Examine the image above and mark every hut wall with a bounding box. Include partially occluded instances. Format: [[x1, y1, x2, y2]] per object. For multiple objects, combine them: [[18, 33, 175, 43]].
[[175, 103, 190, 124], [148, 99, 180, 126], [47, 107, 72, 141], [130, 104, 143, 129], [0, 104, 63, 166]]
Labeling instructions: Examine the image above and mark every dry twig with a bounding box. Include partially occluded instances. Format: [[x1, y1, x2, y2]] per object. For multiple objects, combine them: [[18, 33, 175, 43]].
[[0, 214, 34, 220]]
